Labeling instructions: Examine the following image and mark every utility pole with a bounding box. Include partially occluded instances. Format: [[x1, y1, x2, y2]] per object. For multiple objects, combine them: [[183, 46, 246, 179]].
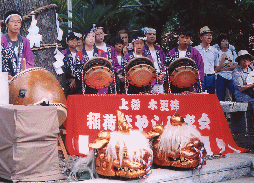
[[67, 0, 72, 31]]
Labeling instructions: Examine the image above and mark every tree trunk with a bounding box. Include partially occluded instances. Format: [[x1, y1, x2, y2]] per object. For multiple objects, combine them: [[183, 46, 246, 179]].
[[0, 0, 59, 78]]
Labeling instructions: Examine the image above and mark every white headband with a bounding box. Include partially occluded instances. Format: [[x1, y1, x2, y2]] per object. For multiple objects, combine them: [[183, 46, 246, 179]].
[[74, 32, 82, 39], [5, 14, 22, 23], [91, 23, 104, 32], [132, 37, 147, 43], [142, 27, 156, 34]]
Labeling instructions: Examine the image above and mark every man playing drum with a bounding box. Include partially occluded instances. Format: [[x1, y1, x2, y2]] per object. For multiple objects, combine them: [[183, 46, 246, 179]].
[[122, 33, 154, 94], [142, 27, 166, 93], [1, 21, 15, 75], [165, 27, 204, 93], [1, 10, 34, 80]]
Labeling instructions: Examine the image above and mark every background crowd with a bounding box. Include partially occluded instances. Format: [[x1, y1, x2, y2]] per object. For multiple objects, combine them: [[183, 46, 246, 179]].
[[59, 23, 253, 102]]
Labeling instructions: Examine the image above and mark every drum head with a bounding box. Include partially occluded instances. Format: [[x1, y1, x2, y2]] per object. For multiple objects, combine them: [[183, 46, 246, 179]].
[[168, 58, 199, 88], [83, 57, 113, 71], [83, 57, 114, 89], [168, 57, 197, 69], [127, 64, 156, 87], [125, 57, 154, 71], [9, 67, 67, 126], [84, 66, 114, 89]]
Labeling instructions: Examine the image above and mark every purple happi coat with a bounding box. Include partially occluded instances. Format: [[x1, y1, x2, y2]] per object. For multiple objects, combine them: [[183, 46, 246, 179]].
[[166, 46, 204, 81], [99, 43, 121, 73], [1, 34, 34, 75], [142, 44, 166, 85], [75, 45, 112, 94], [122, 51, 154, 94]]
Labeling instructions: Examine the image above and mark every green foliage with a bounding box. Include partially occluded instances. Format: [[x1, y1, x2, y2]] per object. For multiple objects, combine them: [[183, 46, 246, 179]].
[[55, 0, 254, 53], [52, 0, 67, 15]]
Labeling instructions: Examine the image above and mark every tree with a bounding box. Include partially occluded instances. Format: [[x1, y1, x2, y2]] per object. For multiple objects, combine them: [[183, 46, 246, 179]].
[[39, 0, 254, 53]]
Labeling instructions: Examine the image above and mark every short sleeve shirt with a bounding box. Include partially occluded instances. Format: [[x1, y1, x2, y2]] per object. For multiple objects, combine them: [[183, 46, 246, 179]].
[[195, 44, 219, 74], [232, 65, 253, 91], [217, 49, 237, 80]]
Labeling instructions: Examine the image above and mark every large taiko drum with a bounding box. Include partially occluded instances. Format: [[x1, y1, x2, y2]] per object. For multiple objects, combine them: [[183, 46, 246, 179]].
[[125, 57, 157, 87], [168, 57, 199, 88], [9, 67, 67, 126], [83, 57, 114, 89]]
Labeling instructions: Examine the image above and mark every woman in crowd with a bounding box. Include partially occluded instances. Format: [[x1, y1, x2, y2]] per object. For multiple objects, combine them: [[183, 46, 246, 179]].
[[232, 50, 254, 113], [215, 34, 237, 101]]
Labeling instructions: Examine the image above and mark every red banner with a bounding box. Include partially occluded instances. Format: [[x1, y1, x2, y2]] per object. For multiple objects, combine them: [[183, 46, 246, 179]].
[[66, 94, 247, 156]]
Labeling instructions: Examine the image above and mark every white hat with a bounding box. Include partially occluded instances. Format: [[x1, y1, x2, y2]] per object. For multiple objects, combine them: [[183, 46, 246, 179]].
[[238, 50, 251, 57], [236, 50, 253, 63]]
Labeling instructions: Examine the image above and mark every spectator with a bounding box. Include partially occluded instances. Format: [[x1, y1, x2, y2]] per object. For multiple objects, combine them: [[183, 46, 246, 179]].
[[165, 27, 204, 93], [142, 27, 166, 93], [215, 34, 237, 101], [232, 50, 254, 113], [195, 26, 219, 94]]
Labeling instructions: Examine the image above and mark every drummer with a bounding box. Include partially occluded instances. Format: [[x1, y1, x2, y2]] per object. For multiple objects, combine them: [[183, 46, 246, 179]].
[[165, 27, 204, 93], [142, 27, 166, 93], [92, 23, 119, 64], [122, 33, 153, 94], [1, 10, 34, 80], [75, 29, 118, 94], [93, 23, 121, 93], [1, 22, 16, 76]]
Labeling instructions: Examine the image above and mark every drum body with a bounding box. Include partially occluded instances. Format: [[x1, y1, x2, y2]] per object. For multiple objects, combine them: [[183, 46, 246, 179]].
[[83, 57, 114, 89], [125, 57, 156, 87], [168, 58, 199, 88], [9, 67, 67, 126]]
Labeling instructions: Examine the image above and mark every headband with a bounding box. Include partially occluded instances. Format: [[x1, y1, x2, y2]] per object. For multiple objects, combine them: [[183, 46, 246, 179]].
[[142, 27, 156, 34], [91, 24, 104, 32], [132, 37, 147, 43], [74, 32, 82, 39], [5, 14, 22, 23]]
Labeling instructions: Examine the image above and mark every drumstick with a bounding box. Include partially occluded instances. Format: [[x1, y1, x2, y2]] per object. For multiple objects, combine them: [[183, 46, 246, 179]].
[[21, 58, 26, 71]]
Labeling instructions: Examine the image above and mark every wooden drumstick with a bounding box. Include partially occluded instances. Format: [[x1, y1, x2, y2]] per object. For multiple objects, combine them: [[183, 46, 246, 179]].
[[21, 58, 26, 71]]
